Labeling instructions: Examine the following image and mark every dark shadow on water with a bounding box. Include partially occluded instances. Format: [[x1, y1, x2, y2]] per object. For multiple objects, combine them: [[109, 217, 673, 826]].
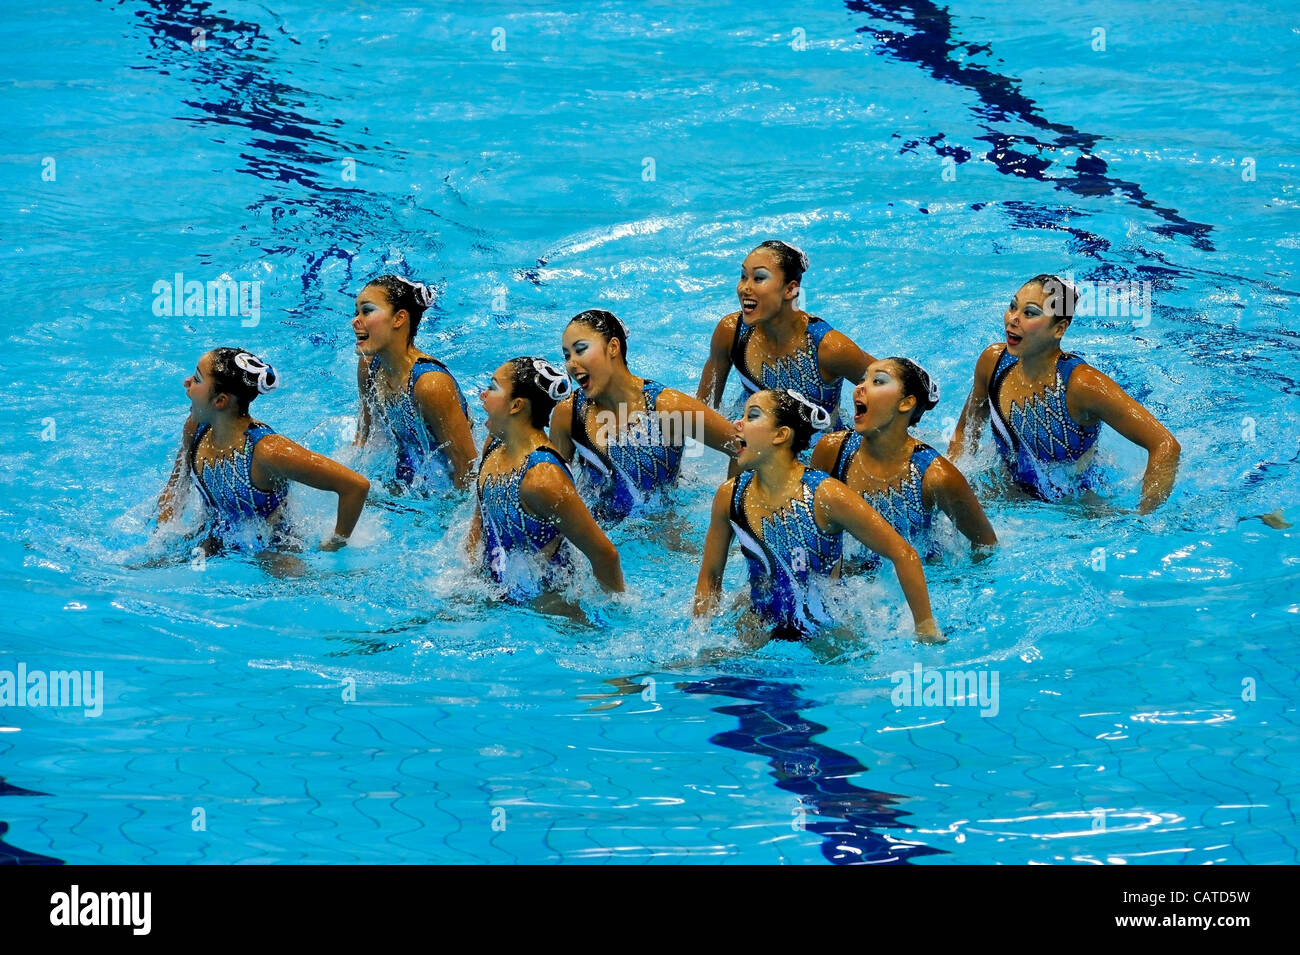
[[677, 676, 944, 864], [0, 777, 64, 865]]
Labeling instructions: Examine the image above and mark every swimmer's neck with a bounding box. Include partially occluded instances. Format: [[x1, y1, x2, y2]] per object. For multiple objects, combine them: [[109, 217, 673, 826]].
[[370, 341, 421, 382], [754, 304, 804, 344], [495, 419, 548, 460], [858, 420, 914, 462], [750, 454, 803, 498], [1016, 343, 1064, 383], [589, 366, 643, 413], [206, 412, 254, 448]]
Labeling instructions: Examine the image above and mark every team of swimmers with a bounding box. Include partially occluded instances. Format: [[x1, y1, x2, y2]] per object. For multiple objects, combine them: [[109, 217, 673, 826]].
[[155, 240, 1182, 644]]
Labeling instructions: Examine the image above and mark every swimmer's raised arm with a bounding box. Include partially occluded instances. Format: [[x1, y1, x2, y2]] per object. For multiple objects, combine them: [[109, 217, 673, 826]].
[[353, 357, 373, 447], [696, 312, 739, 410], [1068, 365, 1181, 513], [948, 344, 1004, 460], [521, 462, 624, 593], [817, 478, 943, 643], [926, 456, 998, 554], [414, 370, 476, 489], [156, 414, 199, 526], [693, 481, 736, 617], [252, 434, 370, 548]]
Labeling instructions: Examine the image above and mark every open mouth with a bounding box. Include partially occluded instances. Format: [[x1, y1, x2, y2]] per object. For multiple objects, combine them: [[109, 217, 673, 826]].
[[740, 298, 758, 316], [1006, 330, 1023, 346], [853, 400, 868, 418], [574, 372, 591, 391]]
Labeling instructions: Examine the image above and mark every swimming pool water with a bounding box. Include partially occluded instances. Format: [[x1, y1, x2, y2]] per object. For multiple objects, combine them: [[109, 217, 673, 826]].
[[1, 0, 1297, 863]]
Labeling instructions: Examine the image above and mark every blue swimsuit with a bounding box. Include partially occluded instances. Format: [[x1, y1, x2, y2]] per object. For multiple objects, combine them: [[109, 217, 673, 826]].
[[729, 468, 843, 639], [988, 350, 1101, 501], [368, 355, 470, 487], [189, 422, 289, 547], [570, 379, 685, 524], [730, 314, 847, 431], [832, 433, 942, 571], [477, 438, 575, 597]]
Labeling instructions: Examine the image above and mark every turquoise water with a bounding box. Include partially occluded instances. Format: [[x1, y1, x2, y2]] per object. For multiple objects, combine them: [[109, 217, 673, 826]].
[[1, 0, 1297, 863]]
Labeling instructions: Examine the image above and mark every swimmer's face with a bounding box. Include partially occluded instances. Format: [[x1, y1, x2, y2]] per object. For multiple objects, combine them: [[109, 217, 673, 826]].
[[737, 248, 798, 325], [353, 285, 404, 356], [853, 360, 912, 434], [1004, 281, 1065, 356], [733, 393, 784, 470], [562, 321, 618, 397], [184, 353, 221, 419], [479, 363, 517, 435]]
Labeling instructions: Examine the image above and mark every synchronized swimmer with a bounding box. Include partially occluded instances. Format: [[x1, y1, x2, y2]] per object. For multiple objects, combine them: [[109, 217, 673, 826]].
[[551, 309, 734, 524], [468, 358, 623, 599], [693, 389, 942, 643], [949, 275, 1180, 511], [352, 275, 476, 490], [811, 358, 997, 572], [698, 241, 874, 449], [156, 348, 370, 554], [153, 252, 1182, 643]]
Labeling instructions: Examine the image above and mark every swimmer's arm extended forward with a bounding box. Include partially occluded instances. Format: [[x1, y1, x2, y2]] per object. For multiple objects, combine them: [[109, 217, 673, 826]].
[[948, 344, 1003, 460], [1068, 366, 1181, 513], [521, 464, 624, 593], [156, 414, 199, 526], [816, 328, 875, 385], [693, 482, 735, 617], [656, 389, 737, 457], [818, 479, 944, 643], [252, 435, 370, 548]]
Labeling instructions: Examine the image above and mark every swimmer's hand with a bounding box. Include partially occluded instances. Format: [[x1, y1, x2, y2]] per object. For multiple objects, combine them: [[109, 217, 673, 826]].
[[318, 533, 350, 552], [915, 617, 946, 645]]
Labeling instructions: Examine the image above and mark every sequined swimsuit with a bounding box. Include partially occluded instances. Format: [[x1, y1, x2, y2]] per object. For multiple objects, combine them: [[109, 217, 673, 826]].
[[368, 354, 470, 487], [832, 433, 941, 572], [477, 438, 575, 597], [730, 315, 847, 432], [189, 422, 288, 546], [987, 349, 1101, 501], [729, 468, 843, 639], [570, 379, 685, 524]]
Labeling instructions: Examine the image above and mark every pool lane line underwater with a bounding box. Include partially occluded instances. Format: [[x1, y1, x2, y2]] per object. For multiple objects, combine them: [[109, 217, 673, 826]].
[[123, 0, 497, 313], [127, 0, 1300, 316], [0, 778, 64, 865], [845, 0, 1216, 252], [679, 677, 945, 864]]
